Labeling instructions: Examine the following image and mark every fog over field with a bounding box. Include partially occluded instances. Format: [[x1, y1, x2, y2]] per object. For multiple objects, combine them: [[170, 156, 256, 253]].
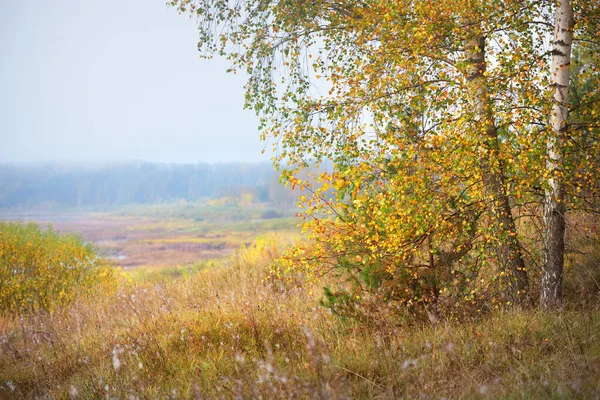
[[0, 161, 296, 209], [0, 161, 300, 270]]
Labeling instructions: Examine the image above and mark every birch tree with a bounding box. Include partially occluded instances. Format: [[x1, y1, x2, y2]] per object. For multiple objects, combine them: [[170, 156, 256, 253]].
[[173, 0, 600, 316], [540, 0, 600, 308], [540, 0, 573, 309], [464, 32, 528, 305]]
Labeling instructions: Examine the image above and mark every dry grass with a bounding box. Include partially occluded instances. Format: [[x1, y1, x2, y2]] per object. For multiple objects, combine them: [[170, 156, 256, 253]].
[[1, 237, 600, 399]]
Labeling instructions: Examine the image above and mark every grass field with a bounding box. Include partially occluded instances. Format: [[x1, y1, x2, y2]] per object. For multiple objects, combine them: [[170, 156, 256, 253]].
[[1, 237, 599, 399], [0, 202, 299, 275], [1, 205, 599, 398]]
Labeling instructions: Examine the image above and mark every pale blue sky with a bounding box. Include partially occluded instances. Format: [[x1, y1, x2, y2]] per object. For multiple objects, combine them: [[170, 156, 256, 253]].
[[0, 0, 268, 164]]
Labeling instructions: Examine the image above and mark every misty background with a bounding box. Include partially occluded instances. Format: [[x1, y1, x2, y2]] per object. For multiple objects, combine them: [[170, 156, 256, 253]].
[[0, 162, 302, 210], [0, 0, 267, 164]]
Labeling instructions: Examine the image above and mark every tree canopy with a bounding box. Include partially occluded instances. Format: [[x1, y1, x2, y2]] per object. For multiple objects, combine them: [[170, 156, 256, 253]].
[[173, 0, 600, 316]]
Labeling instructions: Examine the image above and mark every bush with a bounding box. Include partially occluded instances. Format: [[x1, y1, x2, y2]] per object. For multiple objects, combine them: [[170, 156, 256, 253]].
[[260, 209, 282, 219], [0, 221, 118, 314]]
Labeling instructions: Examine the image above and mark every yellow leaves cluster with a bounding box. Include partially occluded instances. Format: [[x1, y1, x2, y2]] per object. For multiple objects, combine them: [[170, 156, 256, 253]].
[[0, 222, 119, 314], [177, 0, 600, 315]]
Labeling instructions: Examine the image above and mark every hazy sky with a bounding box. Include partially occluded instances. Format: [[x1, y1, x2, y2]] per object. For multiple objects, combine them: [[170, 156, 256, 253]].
[[0, 0, 268, 164]]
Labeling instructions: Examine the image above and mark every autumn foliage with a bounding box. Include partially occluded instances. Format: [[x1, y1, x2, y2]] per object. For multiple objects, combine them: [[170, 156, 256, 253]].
[[171, 0, 600, 318], [0, 222, 118, 314]]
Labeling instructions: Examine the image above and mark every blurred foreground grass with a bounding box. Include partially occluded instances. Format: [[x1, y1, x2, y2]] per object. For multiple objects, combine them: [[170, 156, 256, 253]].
[[1, 236, 599, 399]]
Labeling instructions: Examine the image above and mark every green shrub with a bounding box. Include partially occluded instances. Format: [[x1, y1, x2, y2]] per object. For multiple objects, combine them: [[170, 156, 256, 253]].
[[260, 209, 282, 219], [0, 221, 118, 314]]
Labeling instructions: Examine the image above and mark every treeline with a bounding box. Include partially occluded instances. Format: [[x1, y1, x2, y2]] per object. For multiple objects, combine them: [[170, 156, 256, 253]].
[[0, 162, 298, 209]]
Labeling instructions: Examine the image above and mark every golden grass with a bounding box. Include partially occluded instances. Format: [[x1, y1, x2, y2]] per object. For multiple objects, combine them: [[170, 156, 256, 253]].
[[1, 237, 599, 399]]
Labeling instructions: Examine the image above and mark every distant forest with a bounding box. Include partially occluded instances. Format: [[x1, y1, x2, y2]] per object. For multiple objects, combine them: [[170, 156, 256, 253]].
[[0, 162, 297, 209]]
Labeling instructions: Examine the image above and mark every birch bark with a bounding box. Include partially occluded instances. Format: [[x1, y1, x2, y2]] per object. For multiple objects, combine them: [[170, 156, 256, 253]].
[[465, 35, 529, 305], [541, 0, 574, 309]]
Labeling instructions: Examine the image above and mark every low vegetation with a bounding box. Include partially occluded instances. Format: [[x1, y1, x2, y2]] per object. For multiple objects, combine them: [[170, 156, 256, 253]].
[[1, 235, 599, 398], [0, 222, 118, 314], [1, 202, 299, 270]]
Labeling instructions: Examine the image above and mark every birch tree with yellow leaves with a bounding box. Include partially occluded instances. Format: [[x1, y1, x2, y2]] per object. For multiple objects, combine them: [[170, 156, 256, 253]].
[[173, 0, 600, 317]]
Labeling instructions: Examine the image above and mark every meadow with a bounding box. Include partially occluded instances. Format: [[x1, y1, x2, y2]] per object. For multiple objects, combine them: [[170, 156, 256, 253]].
[[1, 205, 599, 399], [1, 236, 599, 399], [0, 201, 299, 280]]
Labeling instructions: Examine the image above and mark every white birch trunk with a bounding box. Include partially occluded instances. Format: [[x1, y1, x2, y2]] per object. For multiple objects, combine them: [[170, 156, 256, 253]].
[[541, 0, 574, 309]]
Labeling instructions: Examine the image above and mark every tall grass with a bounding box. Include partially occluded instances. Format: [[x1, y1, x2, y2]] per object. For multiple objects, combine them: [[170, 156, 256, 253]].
[[1, 235, 599, 398]]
